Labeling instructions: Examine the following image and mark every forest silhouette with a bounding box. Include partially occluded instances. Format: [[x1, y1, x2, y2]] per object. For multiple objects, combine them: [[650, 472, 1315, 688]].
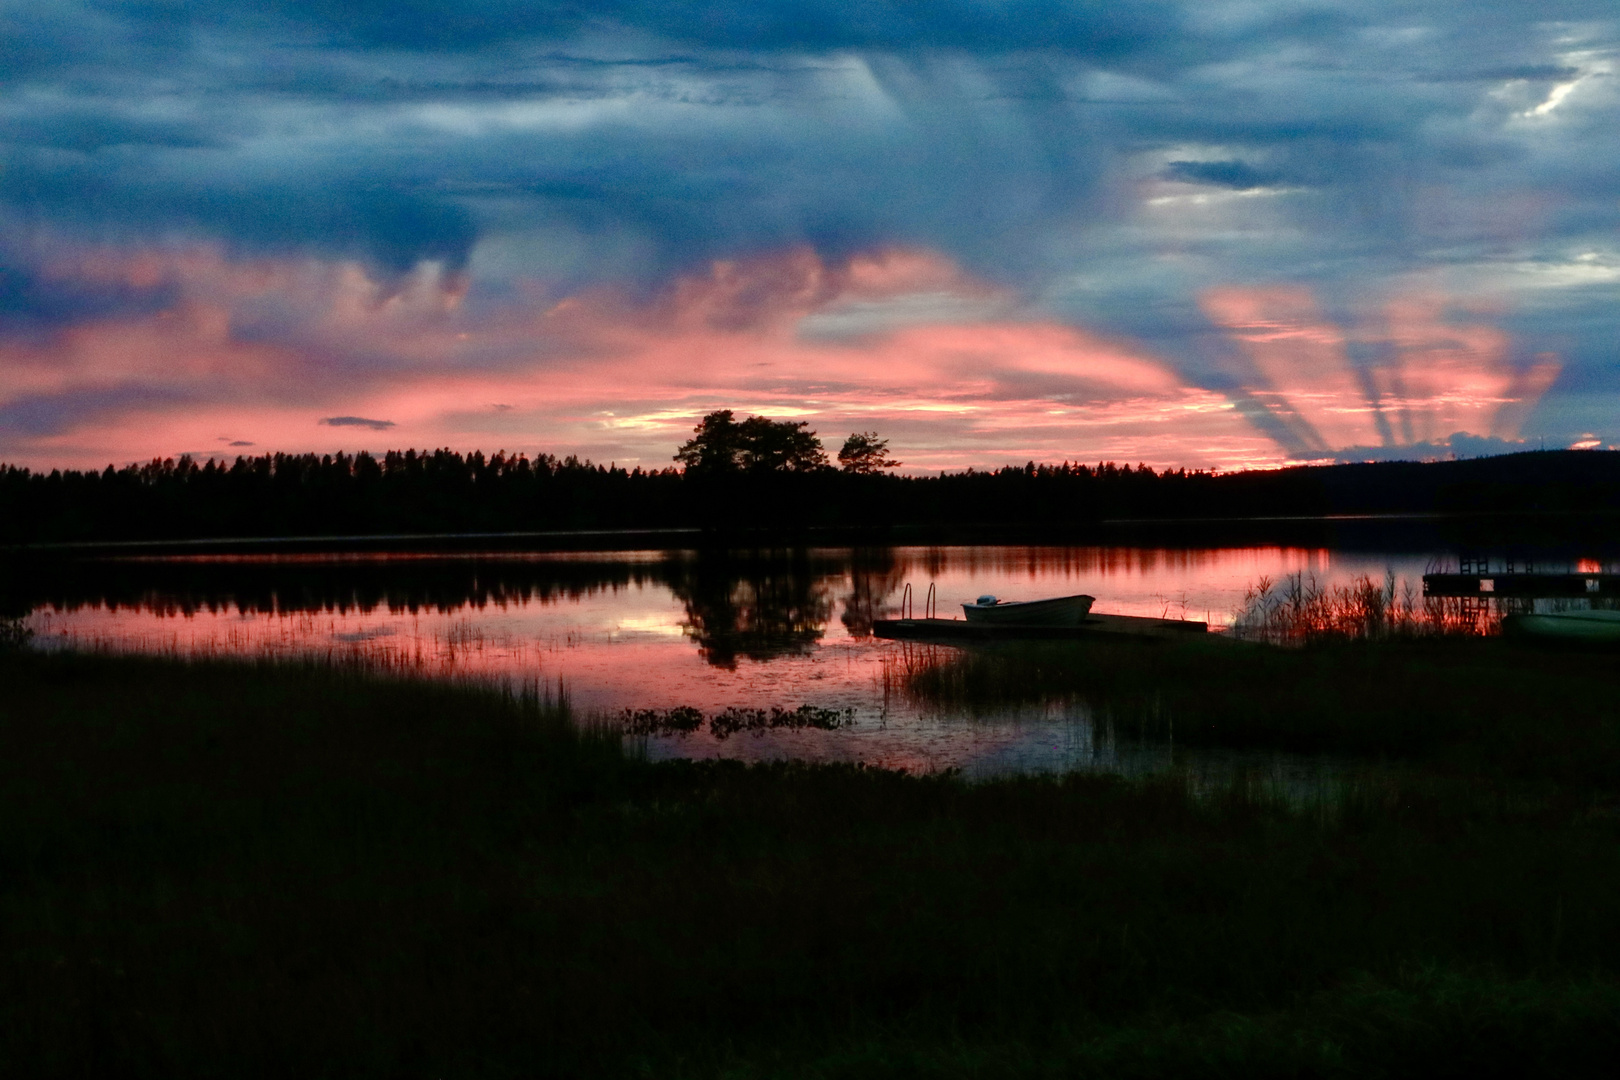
[[4, 442, 1620, 545]]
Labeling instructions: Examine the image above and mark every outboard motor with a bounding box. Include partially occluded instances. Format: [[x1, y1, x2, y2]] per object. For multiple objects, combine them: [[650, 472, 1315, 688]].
[[975, 595, 999, 606]]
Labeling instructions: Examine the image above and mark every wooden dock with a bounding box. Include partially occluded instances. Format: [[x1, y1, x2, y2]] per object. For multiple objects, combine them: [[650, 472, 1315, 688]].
[[1423, 573, 1620, 598], [872, 613, 1208, 642]]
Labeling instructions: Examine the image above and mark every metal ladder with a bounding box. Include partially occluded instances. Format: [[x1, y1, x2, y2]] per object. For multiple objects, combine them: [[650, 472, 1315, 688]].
[[898, 582, 937, 620]]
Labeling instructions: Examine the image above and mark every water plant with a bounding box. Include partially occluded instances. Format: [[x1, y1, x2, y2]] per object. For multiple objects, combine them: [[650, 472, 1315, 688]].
[[620, 704, 707, 735], [0, 616, 32, 653], [619, 703, 854, 738]]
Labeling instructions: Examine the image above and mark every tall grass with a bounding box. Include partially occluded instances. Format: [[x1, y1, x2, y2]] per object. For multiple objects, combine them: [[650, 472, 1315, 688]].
[[5, 649, 1620, 1076]]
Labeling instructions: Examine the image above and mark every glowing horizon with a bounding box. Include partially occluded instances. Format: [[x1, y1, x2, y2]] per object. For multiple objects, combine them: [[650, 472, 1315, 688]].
[[0, 244, 1569, 474]]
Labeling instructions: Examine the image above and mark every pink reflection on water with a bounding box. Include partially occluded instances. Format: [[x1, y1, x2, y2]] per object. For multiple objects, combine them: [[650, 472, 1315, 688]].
[[28, 546, 1430, 774]]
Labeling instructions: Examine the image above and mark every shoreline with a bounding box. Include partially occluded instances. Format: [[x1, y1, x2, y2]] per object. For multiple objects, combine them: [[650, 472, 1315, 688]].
[[10, 508, 1620, 558]]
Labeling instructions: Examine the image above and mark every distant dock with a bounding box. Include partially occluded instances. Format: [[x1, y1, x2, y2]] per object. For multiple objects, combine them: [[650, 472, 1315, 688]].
[[1423, 573, 1620, 599], [872, 613, 1208, 642]]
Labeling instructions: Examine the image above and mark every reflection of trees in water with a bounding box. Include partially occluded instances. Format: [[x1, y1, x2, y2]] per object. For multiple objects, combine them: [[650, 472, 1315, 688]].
[[10, 558, 660, 617], [22, 545, 1451, 662], [665, 552, 837, 669], [15, 546, 1275, 623], [839, 548, 907, 637]]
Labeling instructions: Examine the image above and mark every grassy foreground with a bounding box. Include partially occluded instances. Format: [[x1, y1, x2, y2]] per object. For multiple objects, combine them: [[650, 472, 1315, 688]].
[[4, 651, 1620, 1077]]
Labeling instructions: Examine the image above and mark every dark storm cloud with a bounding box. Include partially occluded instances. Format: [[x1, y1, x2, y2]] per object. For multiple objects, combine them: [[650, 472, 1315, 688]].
[[138, 0, 1177, 54], [1, 109, 224, 153], [4, 2, 1611, 278], [3, 151, 479, 273], [1162, 161, 1284, 190]]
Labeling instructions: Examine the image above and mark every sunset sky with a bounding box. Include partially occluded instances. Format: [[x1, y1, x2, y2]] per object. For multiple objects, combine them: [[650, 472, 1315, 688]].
[[2, 1, 1617, 473]]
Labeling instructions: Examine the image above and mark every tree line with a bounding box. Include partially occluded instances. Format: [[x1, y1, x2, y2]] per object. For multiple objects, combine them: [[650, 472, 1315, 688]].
[[0, 449, 1208, 544], [3, 409, 1619, 544]]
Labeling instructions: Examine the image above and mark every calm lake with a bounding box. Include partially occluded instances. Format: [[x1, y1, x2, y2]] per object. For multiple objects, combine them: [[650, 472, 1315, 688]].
[[22, 543, 1477, 781]]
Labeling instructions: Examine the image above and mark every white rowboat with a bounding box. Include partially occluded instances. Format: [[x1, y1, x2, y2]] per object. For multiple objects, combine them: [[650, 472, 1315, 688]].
[[961, 593, 1096, 627]]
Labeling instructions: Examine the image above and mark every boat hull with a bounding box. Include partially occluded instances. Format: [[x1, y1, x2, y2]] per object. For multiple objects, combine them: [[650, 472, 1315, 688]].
[[961, 593, 1095, 627], [1504, 610, 1620, 642]]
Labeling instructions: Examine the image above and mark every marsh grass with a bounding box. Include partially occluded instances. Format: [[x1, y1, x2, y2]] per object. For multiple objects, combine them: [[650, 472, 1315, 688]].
[[4, 649, 1620, 1076], [900, 633, 1620, 788], [1232, 571, 1496, 644]]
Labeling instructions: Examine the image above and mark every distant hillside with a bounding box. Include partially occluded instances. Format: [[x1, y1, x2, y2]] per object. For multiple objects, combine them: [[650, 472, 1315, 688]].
[[3, 449, 1619, 547], [1193, 451, 1620, 520]]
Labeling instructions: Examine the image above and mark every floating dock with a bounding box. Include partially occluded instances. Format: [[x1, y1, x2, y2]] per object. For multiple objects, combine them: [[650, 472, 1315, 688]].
[[872, 613, 1208, 642]]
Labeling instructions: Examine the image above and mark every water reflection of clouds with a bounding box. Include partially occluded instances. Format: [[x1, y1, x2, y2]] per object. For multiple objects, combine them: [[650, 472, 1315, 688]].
[[27, 545, 1441, 778], [25, 544, 1419, 636], [612, 615, 687, 639]]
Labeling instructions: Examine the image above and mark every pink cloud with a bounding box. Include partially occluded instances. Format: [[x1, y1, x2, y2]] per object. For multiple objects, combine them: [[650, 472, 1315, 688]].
[[1201, 285, 1381, 453], [1201, 283, 1560, 460], [0, 243, 1555, 474]]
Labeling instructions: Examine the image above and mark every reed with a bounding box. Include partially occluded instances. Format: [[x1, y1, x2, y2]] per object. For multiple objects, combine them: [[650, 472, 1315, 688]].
[[1231, 571, 1497, 643]]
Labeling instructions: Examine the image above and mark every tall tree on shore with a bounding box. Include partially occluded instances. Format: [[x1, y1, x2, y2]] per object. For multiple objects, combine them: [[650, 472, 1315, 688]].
[[837, 432, 900, 474], [676, 411, 828, 474], [674, 410, 746, 473], [737, 415, 827, 473]]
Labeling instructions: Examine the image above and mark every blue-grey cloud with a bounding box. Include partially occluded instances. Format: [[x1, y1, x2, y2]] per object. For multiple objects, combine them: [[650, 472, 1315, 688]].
[[1163, 160, 1283, 190], [131, 1, 1180, 54], [0, 386, 194, 438], [320, 416, 397, 430], [6, 3, 1612, 280], [0, 257, 178, 339], [1332, 433, 1535, 464]]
